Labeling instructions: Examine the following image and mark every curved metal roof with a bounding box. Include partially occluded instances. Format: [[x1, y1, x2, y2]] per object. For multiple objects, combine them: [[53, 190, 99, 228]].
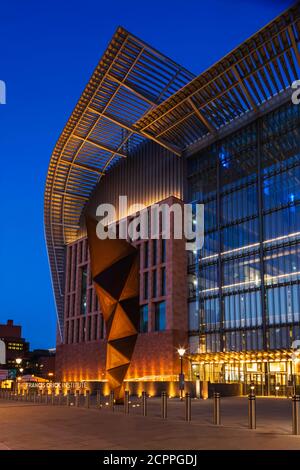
[[45, 4, 300, 338], [44, 27, 195, 337], [135, 3, 300, 150]]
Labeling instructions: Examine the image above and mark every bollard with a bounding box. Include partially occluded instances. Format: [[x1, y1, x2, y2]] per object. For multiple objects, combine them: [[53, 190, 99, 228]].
[[248, 392, 256, 429], [161, 391, 167, 419], [124, 390, 129, 414], [33, 391, 37, 404], [292, 395, 300, 435], [142, 391, 147, 417], [185, 392, 191, 422], [85, 390, 90, 409], [66, 390, 71, 406], [109, 391, 114, 411], [45, 392, 49, 405], [75, 390, 80, 407], [51, 391, 55, 405], [213, 392, 221, 425], [96, 390, 101, 408], [58, 391, 63, 406]]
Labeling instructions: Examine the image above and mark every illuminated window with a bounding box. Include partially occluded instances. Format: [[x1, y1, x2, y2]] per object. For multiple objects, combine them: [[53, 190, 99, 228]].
[[155, 301, 166, 331], [80, 265, 87, 315], [140, 305, 148, 333]]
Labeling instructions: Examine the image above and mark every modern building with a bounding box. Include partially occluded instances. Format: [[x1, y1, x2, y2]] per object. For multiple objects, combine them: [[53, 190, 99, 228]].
[[45, 4, 300, 396], [0, 320, 29, 370], [26, 349, 56, 381]]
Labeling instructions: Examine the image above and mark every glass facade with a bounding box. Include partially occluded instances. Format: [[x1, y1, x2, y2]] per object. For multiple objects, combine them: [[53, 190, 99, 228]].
[[187, 101, 300, 389]]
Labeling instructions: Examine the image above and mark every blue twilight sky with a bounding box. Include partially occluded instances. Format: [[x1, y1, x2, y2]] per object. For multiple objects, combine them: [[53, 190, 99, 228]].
[[0, 0, 294, 349]]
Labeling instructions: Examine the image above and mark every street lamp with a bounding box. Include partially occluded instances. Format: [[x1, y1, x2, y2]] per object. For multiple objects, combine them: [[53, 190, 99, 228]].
[[14, 358, 22, 393], [177, 347, 186, 401]]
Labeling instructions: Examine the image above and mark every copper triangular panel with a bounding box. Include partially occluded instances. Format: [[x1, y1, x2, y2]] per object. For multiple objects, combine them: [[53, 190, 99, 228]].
[[107, 363, 130, 384], [109, 335, 138, 361], [119, 297, 140, 331], [106, 343, 130, 370], [105, 374, 121, 389], [86, 216, 136, 275], [94, 284, 117, 321], [119, 255, 139, 301], [94, 253, 136, 299], [107, 303, 137, 341]]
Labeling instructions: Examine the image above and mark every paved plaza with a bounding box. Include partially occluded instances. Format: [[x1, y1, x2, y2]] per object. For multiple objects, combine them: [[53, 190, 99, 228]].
[[1, 396, 300, 450]]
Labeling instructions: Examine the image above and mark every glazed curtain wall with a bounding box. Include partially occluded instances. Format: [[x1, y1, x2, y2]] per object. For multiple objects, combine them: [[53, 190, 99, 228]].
[[187, 101, 300, 354]]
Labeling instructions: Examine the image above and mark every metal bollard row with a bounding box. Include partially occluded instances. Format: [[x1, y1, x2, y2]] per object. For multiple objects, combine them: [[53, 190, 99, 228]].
[[2, 385, 300, 437]]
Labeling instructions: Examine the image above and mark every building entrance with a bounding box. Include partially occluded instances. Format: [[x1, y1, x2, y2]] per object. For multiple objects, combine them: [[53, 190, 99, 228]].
[[191, 350, 300, 397]]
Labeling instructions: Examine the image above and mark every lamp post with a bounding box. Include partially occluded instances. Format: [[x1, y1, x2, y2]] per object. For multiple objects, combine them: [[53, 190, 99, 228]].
[[177, 347, 186, 401], [14, 358, 22, 393]]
